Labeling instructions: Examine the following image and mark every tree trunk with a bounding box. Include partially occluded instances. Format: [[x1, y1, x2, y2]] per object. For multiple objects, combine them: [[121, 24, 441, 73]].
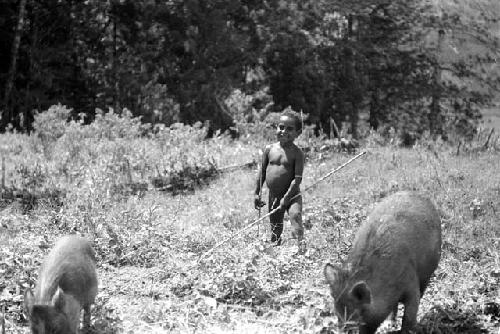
[[350, 100, 359, 139], [369, 88, 381, 130], [2, 0, 27, 127], [24, 0, 39, 132], [429, 29, 445, 137], [112, 12, 120, 113]]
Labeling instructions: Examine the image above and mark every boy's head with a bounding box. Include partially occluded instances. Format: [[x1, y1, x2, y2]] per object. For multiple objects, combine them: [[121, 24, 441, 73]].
[[281, 110, 302, 132], [277, 111, 301, 144]]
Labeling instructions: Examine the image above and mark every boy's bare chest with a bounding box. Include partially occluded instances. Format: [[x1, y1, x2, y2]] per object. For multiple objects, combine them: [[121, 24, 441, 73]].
[[268, 148, 295, 167]]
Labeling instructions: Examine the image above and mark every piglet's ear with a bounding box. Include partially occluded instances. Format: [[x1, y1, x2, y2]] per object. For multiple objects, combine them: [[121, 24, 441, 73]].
[[23, 289, 35, 317], [52, 287, 66, 312], [324, 263, 344, 285], [350, 281, 371, 305]]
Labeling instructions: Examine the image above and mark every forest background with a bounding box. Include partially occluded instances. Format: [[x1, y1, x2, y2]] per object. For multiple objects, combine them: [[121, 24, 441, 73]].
[[1, 0, 499, 141]]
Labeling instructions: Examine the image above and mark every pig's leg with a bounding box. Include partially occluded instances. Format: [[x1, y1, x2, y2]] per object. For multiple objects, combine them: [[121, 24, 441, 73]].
[[83, 304, 91, 330], [401, 284, 420, 334], [359, 324, 377, 334]]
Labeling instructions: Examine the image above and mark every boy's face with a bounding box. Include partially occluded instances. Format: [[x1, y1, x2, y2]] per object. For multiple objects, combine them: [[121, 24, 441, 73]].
[[276, 115, 299, 144]]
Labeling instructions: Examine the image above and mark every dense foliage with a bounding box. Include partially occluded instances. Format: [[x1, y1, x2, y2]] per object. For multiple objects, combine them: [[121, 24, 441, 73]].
[[0, 0, 499, 141]]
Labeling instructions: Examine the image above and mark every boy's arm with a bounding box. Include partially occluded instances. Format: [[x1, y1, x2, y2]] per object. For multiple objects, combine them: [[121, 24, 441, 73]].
[[281, 148, 304, 207], [255, 145, 270, 196]]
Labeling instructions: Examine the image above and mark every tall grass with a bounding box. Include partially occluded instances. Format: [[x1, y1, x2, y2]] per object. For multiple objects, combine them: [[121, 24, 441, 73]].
[[0, 107, 499, 333]]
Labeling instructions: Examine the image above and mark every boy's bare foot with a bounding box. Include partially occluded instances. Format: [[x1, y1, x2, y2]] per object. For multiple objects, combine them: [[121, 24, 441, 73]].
[[270, 235, 282, 245]]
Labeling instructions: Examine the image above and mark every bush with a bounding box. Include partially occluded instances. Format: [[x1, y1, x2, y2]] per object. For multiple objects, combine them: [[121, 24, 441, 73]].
[[225, 88, 276, 143], [86, 108, 147, 140], [368, 97, 483, 147], [32, 104, 72, 156], [6, 106, 259, 215], [444, 99, 482, 143]]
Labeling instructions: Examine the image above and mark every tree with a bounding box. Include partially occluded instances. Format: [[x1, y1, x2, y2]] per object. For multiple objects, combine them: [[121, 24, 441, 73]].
[[2, 0, 27, 129], [0, 0, 497, 136]]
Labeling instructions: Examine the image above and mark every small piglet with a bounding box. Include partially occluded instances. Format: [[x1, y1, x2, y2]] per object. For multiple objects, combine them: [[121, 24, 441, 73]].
[[324, 191, 441, 334], [24, 235, 98, 334]]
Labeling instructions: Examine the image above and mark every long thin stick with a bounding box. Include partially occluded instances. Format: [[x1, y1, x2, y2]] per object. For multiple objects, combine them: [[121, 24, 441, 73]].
[[482, 128, 494, 150], [218, 160, 256, 172], [198, 151, 366, 262], [1, 303, 5, 334], [257, 167, 262, 237], [302, 151, 366, 193], [1, 156, 5, 190]]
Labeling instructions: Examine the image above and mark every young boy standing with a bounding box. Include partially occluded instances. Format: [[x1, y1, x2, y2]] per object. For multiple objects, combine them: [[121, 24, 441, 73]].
[[254, 111, 306, 253]]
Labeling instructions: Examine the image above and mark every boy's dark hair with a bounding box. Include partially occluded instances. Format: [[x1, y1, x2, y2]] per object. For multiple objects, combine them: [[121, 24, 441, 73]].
[[281, 109, 302, 132]]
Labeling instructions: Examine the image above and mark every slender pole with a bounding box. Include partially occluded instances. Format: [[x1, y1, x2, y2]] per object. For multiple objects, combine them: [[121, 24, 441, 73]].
[[198, 151, 366, 262], [301, 151, 366, 193], [1, 303, 5, 334], [257, 169, 262, 237], [1, 156, 5, 190]]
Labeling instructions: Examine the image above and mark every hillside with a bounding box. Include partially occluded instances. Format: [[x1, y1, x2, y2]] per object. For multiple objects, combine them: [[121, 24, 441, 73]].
[[437, 0, 500, 99]]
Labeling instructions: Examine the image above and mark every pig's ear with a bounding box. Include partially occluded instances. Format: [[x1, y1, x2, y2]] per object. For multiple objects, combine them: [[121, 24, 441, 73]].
[[324, 263, 346, 285], [52, 287, 66, 312], [350, 281, 371, 305], [23, 289, 35, 317]]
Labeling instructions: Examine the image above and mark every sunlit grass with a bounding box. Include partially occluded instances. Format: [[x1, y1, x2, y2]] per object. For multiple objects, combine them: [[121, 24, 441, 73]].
[[1, 118, 499, 333]]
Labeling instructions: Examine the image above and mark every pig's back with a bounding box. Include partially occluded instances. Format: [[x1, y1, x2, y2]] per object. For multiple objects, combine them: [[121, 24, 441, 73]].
[[36, 235, 97, 305], [350, 191, 441, 280]]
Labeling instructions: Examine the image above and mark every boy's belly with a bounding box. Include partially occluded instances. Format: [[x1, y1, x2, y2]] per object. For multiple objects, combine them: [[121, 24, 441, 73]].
[[266, 165, 294, 196]]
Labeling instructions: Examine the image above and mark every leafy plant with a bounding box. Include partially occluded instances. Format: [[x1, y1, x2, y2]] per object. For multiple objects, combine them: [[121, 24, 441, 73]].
[[32, 104, 72, 156]]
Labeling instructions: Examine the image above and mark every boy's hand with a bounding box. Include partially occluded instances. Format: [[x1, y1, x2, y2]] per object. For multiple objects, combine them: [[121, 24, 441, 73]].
[[254, 195, 265, 209], [279, 197, 289, 210]]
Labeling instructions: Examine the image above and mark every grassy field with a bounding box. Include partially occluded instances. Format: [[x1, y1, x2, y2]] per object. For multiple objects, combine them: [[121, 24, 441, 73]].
[[0, 115, 499, 333]]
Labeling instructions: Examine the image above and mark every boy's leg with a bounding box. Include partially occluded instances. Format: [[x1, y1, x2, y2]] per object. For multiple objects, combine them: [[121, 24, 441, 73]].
[[269, 194, 284, 244], [288, 198, 305, 253]]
